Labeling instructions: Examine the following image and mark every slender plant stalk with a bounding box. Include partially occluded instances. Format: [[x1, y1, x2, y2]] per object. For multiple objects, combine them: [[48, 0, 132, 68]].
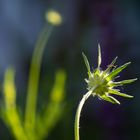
[[74, 89, 96, 140], [25, 25, 53, 132]]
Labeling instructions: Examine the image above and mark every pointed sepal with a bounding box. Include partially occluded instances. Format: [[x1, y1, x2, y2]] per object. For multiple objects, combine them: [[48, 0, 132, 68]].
[[107, 62, 131, 80], [98, 44, 101, 68], [109, 78, 137, 87], [99, 94, 120, 104], [82, 52, 91, 77], [108, 89, 133, 98]]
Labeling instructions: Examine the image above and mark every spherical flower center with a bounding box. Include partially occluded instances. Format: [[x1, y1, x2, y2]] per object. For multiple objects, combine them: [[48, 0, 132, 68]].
[[87, 70, 109, 96]]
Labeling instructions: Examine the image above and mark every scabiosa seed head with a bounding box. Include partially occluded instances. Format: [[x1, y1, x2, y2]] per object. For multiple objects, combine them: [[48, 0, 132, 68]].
[[82, 44, 137, 104]]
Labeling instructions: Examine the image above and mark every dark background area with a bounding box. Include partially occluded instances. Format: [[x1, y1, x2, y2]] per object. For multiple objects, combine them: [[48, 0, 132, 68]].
[[0, 0, 140, 140]]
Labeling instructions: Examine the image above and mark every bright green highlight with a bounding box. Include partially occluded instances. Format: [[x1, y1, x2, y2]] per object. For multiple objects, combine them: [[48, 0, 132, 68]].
[[4, 68, 16, 108], [3, 68, 27, 140]]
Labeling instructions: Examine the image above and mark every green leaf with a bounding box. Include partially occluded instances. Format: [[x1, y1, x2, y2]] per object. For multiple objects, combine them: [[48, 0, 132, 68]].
[[82, 52, 91, 76], [50, 69, 66, 102], [98, 44, 101, 68], [108, 89, 133, 98], [110, 78, 137, 86], [99, 94, 120, 104], [107, 62, 131, 79], [3, 67, 16, 108], [105, 57, 118, 73], [36, 69, 66, 139]]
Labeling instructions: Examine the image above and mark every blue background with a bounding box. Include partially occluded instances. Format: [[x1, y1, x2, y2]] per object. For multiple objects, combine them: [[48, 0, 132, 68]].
[[0, 0, 139, 139]]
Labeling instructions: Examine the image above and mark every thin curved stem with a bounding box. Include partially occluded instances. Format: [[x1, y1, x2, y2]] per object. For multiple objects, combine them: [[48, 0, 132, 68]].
[[74, 89, 96, 140], [25, 25, 53, 132]]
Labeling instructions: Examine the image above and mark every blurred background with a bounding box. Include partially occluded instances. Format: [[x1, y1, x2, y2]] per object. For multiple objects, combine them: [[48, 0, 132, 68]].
[[0, 0, 140, 140]]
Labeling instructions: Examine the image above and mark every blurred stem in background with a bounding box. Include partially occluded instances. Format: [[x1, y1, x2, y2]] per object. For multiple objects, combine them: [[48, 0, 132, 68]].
[[1, 10, 66, 140], [25, 24, 53, 133]]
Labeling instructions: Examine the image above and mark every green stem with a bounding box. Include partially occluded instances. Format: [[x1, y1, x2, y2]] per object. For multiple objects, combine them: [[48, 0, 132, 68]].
[[74, 90, 96, 140], [25, 25, 53, 132]]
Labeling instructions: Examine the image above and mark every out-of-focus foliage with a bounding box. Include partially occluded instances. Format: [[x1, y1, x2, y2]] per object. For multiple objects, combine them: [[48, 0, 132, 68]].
[[0, 10, 67, 140]]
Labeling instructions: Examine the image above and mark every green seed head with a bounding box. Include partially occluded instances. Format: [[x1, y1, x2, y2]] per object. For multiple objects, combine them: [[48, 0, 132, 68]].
[[83, 44, 137, 104], [86, 70, 108, 96]]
